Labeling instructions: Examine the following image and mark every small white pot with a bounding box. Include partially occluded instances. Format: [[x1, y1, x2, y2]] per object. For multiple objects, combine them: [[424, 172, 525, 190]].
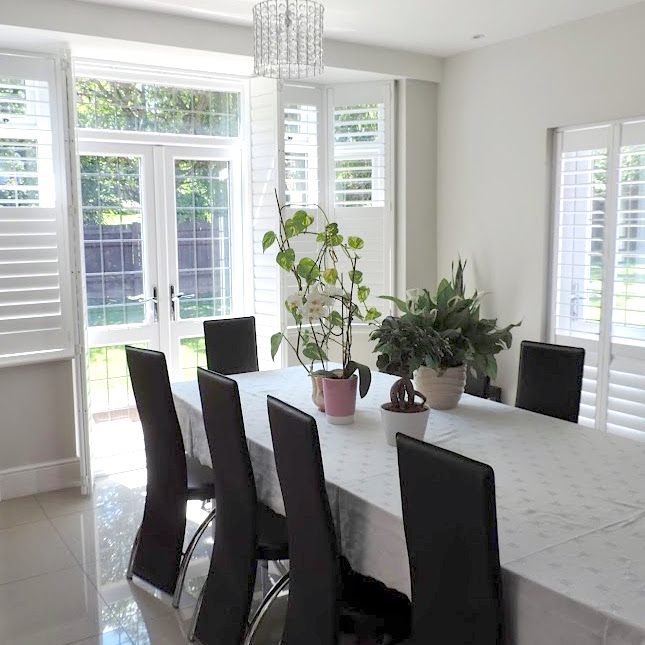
[[414, 365, 467, 410], [380, 404, 430, 447]]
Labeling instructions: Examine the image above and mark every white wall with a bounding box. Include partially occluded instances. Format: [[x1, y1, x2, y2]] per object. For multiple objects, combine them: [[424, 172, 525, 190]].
[[437, 1, 645, 402], [0, 361, 78, 499], [396, 79, 439, 295]]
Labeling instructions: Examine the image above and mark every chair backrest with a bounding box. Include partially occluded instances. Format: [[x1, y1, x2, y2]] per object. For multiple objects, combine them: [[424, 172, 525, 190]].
[[203, 316, 259, 375], [267, 396, 340, 645], [465, 369, 491, 399], [397, 434, 504, 645], [193, 368, 258, 645], [515, 340, 585, 423], [125, 346, 187, 594]]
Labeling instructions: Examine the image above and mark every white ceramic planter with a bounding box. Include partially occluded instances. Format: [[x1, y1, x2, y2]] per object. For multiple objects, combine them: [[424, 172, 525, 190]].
[[414, 365, 467, 410], [380, 404, 430, 447]]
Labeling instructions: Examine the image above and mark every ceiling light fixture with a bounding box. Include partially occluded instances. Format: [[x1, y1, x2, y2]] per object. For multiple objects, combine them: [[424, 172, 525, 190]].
[[253, 0, 325, 79]]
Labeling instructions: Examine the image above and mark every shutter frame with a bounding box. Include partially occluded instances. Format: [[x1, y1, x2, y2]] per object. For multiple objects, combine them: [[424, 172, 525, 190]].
[[0, 53, 74, 367]]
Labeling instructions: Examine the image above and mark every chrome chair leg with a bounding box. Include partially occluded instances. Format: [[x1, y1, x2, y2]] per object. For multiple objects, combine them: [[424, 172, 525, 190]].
[[172, 507, 216, 608], [126, 527, 141, 581], [275, 560, 289, 577], [260, 559, 270, 598], [187, 574, 208, 642], [244, 572, 290, 645]]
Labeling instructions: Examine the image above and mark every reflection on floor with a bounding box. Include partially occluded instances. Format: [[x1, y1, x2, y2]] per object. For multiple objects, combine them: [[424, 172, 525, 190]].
[[92, 419, 146, 478], [0, 470, 281, 645]]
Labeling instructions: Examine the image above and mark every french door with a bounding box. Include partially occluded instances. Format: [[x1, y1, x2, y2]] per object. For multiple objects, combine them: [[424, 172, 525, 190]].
[[78, 141, 243, 422]]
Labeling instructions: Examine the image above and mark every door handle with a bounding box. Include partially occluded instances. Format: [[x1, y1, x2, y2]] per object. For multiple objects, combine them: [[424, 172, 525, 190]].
[[127, 288, 158, 323], [170, 285, 195, 321]]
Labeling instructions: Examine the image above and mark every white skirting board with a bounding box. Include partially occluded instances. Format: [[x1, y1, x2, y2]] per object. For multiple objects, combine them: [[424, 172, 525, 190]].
[[0, 458, 81, 500]]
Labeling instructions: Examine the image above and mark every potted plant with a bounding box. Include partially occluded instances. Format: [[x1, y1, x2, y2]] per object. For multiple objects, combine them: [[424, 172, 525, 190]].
[[382, 259, 520, 410], [263, 193, 381, 423], [371, 314, 450, 445]]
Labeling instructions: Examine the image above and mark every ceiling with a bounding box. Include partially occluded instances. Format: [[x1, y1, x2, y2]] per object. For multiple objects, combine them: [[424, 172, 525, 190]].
[[74, 0, 644, 56]]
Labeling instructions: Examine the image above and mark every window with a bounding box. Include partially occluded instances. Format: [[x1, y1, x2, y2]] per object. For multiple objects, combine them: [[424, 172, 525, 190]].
[[76, 77, 240, 137], [284, 103, 318, 205], [328, 84, 392, 313], [333, 103, 385, 207], [0, 55, 73, 366], [552, 121, 645, 437]]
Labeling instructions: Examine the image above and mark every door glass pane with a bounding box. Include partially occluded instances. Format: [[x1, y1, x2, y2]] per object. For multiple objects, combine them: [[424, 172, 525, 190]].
[[175, 159, 232, 319], [179, 336, 207, 381], [80, 155, 145, 327], [88, 342, 146, 421]]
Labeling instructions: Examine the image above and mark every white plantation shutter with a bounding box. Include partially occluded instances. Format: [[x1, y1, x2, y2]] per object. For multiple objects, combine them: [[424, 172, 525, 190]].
[[552, 126, 610, 428], [328, 83, 393, 312], [250, 77, 284, 369], [606, 121, 645, 439], [281, 85, 322, 302], [0, 54, 73, 366], [552, 120, 645, 437]]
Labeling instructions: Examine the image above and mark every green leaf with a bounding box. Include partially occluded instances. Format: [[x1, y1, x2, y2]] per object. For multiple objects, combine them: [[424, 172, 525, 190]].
[[330, 234, 343, 246], [316, 232, 326, 243], [262, 231, 276, 253], [297, 257, 320, 283], [325, 222, 339, 235], [358, 286, 370, 303], [329, 310, 344, 327], [283, 219, 297, 239], [348, 236, 364, 250], [293, 210, 314, 232], [303, 342, 328, 362], [379, 295, 409, 313], [345, 361, 372, 398], [364, 307, 381, 321], [323, 268, 338, 285], [270, 332, 283, 361], [349, 269, 363, 284], [276, 248, 296, 271]]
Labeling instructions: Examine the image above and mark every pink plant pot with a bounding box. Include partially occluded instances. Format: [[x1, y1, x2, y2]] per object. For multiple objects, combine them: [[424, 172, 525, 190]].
[[322, 375, 358, 425]]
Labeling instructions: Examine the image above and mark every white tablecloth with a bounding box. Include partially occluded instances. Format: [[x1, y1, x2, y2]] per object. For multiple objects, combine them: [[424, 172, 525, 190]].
[[172, 366, 645, 645]]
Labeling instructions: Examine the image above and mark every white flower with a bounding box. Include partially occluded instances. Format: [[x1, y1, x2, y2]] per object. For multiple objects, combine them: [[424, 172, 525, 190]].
[[285, 292, 304, 313], [406, 288, 424, 312], [322, 284, 343, 299], [302, 291, 331, 321]]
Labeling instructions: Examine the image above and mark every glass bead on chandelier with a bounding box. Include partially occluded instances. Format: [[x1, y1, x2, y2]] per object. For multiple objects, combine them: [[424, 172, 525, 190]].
[[253, 0, 324, 79]]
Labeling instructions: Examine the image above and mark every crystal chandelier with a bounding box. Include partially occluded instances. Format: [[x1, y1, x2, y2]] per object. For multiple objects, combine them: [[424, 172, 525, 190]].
[[253, 0, 325, 79]]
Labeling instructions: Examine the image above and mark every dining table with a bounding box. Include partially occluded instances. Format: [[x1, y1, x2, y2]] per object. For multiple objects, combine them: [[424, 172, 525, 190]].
[[172, 365, 645, 645]]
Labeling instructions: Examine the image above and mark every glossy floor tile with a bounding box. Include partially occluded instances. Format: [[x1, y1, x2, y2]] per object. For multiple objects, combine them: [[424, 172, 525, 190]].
[[0, 471, 281, 645], [70, 629, 134, 644], [0, 519, 77, 584], [0, 495, 47, 530], [0, 565, 112, 645]]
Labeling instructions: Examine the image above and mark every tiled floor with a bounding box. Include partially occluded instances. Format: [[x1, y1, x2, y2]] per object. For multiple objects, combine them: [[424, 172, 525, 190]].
[[91, 419, 146, 478], [0, 471, 216, 645]]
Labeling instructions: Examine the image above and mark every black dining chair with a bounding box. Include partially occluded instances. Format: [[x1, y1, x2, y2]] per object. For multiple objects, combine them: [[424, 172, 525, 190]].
[[188, 368, 289, 644], [397, 433, 504, 645], [125, 346, 216, 598], [264, 395, 405, 645], [515, 340, 585, 423], [465, 370, 491, 398], [203, 316, 259, 375]]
